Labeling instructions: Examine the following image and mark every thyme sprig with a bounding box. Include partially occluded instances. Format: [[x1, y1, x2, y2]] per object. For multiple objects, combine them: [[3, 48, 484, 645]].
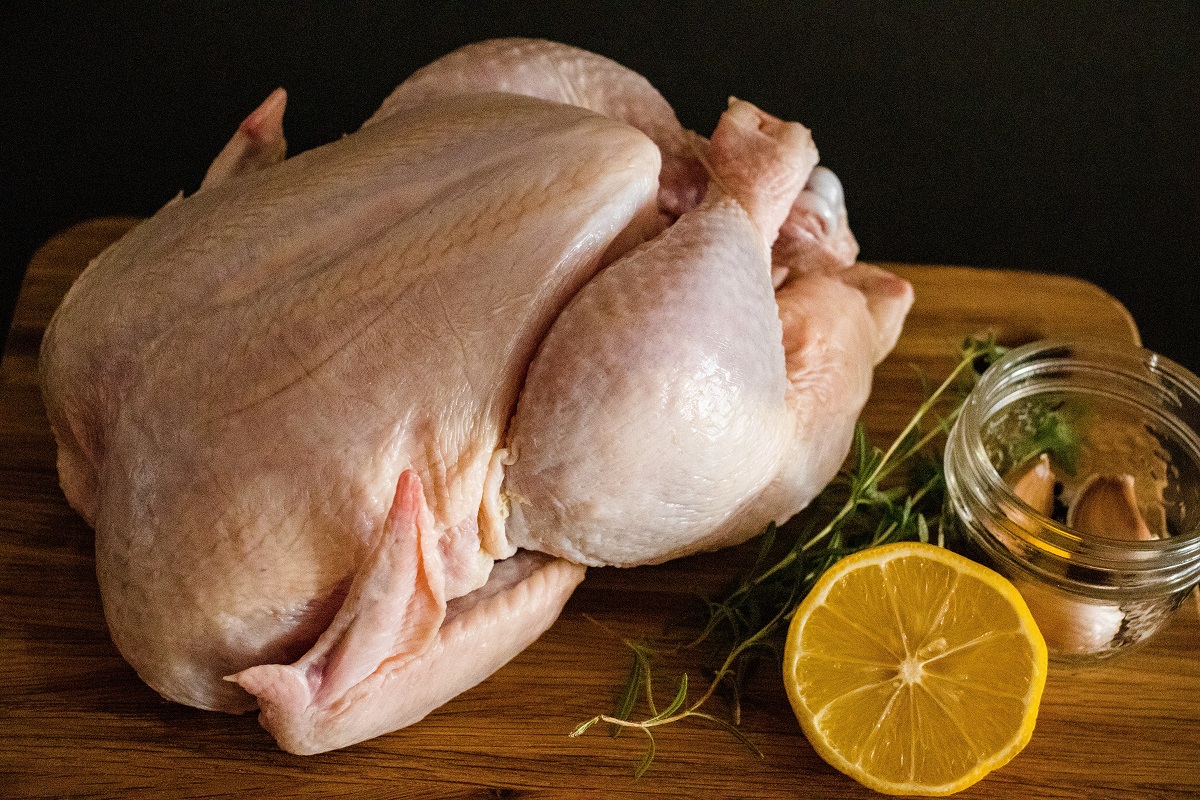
[[570, 335, 1008, 778]]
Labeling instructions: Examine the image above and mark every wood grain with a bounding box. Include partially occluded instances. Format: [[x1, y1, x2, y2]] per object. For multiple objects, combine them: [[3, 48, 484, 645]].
[[2, 219, 1196, 799]]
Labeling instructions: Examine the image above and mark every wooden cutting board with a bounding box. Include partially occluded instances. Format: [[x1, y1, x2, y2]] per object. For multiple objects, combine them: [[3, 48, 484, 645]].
[[2, 218, 1197, 799]]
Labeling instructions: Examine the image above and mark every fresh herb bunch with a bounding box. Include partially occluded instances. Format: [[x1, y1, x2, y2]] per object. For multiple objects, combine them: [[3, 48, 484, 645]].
[[570, 334, 1008, 778]]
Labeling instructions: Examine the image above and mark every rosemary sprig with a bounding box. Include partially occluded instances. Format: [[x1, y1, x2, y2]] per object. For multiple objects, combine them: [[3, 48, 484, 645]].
[[570, 334, 1008, 777]]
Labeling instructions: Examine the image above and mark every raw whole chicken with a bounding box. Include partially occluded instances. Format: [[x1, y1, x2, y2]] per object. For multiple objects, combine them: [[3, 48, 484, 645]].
[[39, 39, 913, 754]]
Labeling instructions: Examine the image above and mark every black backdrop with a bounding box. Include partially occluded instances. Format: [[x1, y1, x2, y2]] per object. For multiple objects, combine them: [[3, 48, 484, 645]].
[[4, 2, 1198, 371]]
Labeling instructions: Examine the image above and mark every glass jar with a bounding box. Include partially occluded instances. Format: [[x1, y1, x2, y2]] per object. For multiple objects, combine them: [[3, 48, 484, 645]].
[[944, 338, 1200, 662]]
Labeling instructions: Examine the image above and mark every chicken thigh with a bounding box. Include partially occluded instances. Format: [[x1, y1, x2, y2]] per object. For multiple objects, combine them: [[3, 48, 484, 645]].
[[39, 38, 912, 754]]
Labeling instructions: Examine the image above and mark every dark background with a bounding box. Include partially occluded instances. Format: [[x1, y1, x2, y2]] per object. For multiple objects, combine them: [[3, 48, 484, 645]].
[[3, 2, 1198, 371]]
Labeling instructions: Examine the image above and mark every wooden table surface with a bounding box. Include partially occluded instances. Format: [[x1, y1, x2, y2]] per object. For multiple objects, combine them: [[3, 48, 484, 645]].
[[2, 218, 1197, 799]]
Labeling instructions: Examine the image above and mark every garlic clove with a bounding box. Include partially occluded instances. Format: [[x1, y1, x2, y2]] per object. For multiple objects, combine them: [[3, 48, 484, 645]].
[[1006, 452, 1056, 517], [1066, 473, 1157, 540], [1011, 575, 1124, 656]]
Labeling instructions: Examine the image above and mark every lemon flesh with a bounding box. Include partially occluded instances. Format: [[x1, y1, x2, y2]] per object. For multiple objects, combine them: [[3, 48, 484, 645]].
[[783, 542, 1048, 796]]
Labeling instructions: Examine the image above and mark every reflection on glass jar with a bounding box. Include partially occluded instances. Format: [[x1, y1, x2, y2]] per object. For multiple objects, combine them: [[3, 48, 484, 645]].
[[944, 339, 1200, 662]]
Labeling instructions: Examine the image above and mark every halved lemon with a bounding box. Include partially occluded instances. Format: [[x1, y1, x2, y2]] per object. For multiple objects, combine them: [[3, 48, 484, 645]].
[[783, 542, 1047, 796]]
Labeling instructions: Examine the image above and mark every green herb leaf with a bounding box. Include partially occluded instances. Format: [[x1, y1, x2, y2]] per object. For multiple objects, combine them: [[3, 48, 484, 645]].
[[1013, 405, 1081, 476], [649, 674, 688, 722], [633, 729, 657, 779], [609, 640, 652, 735]]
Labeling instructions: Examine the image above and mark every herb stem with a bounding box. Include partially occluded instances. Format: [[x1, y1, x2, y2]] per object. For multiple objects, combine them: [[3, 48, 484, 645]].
[[870, 350, 979, 483]]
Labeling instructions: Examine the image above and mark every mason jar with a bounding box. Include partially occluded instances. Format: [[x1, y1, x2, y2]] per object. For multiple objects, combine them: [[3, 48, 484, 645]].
[[943, 338, 1200, 662]]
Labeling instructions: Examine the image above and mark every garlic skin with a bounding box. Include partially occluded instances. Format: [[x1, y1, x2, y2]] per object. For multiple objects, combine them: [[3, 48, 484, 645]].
[[1011, 576, 1124, 656], [1066, 474, 1157, 541], [1007, 452, 1056, 517]]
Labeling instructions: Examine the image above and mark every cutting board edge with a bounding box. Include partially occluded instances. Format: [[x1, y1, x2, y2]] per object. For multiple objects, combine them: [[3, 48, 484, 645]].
[[885, 261, 1142, 347]]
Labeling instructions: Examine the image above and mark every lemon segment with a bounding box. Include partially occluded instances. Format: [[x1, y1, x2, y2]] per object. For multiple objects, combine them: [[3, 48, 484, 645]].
[[783, 542, 1048, 796]]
